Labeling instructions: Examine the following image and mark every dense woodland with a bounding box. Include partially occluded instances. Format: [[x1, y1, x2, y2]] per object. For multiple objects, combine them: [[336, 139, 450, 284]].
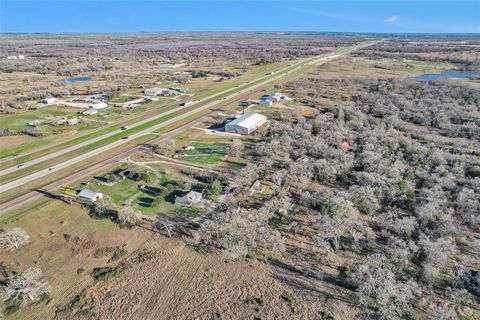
[[0, 33, 360, 75], [196, 76, 480, 319]]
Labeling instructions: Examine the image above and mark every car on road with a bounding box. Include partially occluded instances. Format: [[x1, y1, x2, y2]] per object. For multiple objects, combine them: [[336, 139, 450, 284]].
[[48, 167, 53, 171], [121, 126, 128, 130], [17, 164, 25, 168], [122, 136, 129, 140]]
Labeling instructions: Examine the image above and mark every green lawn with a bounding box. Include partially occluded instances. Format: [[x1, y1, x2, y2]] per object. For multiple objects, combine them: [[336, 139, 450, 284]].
[[177, 143, 228, 165]]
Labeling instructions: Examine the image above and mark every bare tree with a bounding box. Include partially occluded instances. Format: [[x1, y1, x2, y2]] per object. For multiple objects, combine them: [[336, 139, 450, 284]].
[[2, 267, 50, 306], [228, 139, 244, 157], [0, 228, 29, 250], [117, 206, 141, 226]]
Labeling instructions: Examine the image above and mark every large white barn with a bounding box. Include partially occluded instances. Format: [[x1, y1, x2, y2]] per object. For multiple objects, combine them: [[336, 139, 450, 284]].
[[225, 113, 267, 135]]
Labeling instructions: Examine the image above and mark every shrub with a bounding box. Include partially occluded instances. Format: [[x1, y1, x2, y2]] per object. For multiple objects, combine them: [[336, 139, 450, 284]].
[[92, 267, 119, 281]]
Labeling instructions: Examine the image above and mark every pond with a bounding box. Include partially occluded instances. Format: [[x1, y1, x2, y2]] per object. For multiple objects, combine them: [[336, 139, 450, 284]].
[[63, 76, 93, 83], [411, 70, 480, 81]]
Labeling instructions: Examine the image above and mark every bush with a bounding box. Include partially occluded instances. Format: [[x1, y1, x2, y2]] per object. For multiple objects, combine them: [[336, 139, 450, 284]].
[[92, 267, 119, 281]]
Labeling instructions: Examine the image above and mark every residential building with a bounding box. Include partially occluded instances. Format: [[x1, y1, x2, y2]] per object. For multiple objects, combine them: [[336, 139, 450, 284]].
[[270, 92, 282, 102], [259, 99, 273, 106], [77, 189, 103, 202], [144, 88, 163, 96], [82, 109, 98, 115], [175, 191, 205, 207], [225, 113, 267, 135], [247, 180, 262, 196]]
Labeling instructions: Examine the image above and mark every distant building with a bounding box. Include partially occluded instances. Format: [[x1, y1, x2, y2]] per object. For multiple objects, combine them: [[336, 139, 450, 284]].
[[175, 190, 204, 207], [77, 189, 103, 202], [27, 120, 41, 127], [42, 97, 59, 105], [144, 88, 163, 96], [225, 113, 267, 135], [259, 99, 273, 106], [247, 180, 262, 196], [91, 94, 109, 102], [64, 99, 107, 109], [114, 168, 130, 180], [115, 98, 146, 109], [270, 92, 282, 102], [57, 117, 79, 125], [82, 109, 98, 115]]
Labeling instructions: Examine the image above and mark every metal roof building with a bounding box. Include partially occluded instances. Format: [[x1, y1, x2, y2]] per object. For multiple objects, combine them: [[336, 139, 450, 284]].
[[77, 189, 104, 202], [225, 113, 267, 135]]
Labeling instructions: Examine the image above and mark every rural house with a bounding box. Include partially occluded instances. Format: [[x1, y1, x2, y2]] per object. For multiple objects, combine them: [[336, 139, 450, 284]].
[[175, 191, 204, 207]]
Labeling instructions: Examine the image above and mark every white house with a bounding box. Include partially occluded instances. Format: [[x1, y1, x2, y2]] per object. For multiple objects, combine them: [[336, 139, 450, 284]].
[[77, 189, 103, 202], [225, 113, 267, 135], [175, 191, 205, 207], [42, 97, 59, 104], [270, 93, 282, 102], [82, 109, 98, 115]]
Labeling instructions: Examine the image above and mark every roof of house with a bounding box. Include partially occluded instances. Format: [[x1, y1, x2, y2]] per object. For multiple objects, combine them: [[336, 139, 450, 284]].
[[77, 189, 103, 200], [226, 113, 266, 128], [175, 190, 203, 205]]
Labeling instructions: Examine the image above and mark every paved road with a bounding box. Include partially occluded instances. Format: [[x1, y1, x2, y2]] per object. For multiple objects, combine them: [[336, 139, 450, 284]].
[[0, 42, 376, 196], [0, 58, 311, 177]]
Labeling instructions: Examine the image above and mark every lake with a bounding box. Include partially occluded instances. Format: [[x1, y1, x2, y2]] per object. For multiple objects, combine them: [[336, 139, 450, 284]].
[[411, 70, 480, 81], [63, 76, 93, 83]]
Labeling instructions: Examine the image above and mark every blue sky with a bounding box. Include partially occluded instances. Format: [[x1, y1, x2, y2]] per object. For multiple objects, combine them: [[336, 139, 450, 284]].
[[0, 1, 478, 33]]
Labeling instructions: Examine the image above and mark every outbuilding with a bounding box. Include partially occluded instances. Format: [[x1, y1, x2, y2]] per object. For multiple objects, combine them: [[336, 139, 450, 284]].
[[77, 189, 104, 202], [82, 109, 98, 115], [225, 113, 267, 135], [42, 97, 59, 104]]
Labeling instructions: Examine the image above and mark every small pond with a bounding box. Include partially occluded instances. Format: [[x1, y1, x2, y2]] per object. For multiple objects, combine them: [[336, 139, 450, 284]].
[[63, 76, 93, 83], [411, 70, 480, 81]]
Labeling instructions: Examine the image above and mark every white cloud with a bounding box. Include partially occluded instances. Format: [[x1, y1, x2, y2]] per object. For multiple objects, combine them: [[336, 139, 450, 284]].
[[387, 16, 399, 23]]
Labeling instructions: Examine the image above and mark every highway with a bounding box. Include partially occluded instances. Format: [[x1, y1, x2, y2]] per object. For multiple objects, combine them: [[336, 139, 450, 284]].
[[0, 42, 377, 196]]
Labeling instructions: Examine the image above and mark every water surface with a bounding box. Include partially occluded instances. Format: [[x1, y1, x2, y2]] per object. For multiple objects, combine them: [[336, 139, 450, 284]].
[[412, 70, 480, 81]]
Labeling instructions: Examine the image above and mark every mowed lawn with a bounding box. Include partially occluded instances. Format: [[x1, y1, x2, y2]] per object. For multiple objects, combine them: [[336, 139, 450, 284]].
[[177, 143, 228, 165]]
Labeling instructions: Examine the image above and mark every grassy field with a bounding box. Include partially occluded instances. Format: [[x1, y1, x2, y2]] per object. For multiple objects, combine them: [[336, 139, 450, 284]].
[[177, 143, 229, 165]]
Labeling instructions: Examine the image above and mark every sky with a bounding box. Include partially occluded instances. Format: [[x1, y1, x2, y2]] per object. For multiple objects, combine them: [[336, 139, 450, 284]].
[[0, 1, 479, 33]]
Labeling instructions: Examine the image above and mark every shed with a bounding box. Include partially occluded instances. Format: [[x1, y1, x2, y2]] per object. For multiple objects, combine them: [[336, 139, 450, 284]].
[[77, 189, 103, 202], [82, 109, 98, 115]]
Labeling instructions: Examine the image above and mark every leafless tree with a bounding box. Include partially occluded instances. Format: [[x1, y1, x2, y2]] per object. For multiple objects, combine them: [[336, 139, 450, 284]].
[[0, 228, 29, 250], [117, 206, 141, 226], [228, 139, 244, 157], [2, 267, 50, 306]]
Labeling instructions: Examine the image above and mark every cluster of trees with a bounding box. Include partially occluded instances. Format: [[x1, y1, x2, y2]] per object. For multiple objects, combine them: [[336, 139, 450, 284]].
[[197, 75, 479, 318], [1, 228, 51, 314], [91, 197, 141, 227], [354, 38, 480, 69]]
